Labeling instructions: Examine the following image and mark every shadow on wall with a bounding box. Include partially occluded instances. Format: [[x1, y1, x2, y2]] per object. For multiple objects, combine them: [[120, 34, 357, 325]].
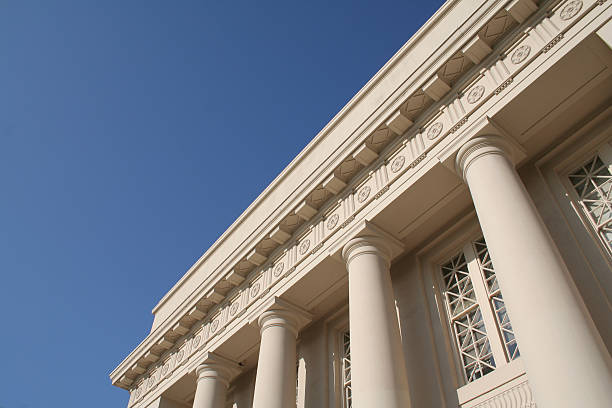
[[392, 252, 460, 408]]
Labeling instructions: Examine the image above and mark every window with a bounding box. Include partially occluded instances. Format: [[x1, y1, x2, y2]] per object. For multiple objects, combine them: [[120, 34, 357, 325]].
[[341, 331, 352, 408], [567, 152, 612, 254], [439, 236, 520, 384]]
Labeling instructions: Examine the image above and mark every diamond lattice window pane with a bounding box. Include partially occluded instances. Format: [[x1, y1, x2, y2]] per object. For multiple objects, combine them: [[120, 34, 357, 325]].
[[473, 238, 498, 295], [569, 154, 612, 250], [492, 294, 520, 360], [341, 331, 352, 408], [473, 237, 521, 361], [442, 254, 478, 317], [452, 307, 496, 382]]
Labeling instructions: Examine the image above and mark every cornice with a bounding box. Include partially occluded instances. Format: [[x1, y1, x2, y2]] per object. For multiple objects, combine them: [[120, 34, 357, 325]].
[[111, 0, 610, 399]]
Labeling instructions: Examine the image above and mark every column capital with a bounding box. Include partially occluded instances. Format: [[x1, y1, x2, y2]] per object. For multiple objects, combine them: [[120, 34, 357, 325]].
[[455, 135, 513, 181], [342, 235, 393, 269], [250, 297, 312, 337], [195, 352, 241, 388]]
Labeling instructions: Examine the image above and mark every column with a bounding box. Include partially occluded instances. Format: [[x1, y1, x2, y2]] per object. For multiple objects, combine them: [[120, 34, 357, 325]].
[[455, 135, 612, 408], [192, 352, 240, 408], [342, 236, 411, 408], [252, 301, 310, 408]]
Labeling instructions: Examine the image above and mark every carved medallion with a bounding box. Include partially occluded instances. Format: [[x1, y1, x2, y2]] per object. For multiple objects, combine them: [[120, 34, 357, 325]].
[[273, 262, 284, 277], [230, 302, 239, 316], [357, 185, 371, 203], [511, 45, 531, 64], [177, 349, 184, 362], [161, 363, 169, 375], [467, 85, 485, 104], [211, 319, 219, 333], [299, 239, 310, 255], [560, 0, 582, 20], [135, 389, 141, 398], [391, 155, 405, 173], [250, 282, 261, 297], [193, 335, 200, 347], [327, 213, 339, 230], [427, 122, 443, 140], [147, 377, 154, 388]]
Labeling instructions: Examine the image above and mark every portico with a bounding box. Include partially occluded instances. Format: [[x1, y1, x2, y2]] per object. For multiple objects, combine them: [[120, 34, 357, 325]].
[[111, 1, 612, 407]]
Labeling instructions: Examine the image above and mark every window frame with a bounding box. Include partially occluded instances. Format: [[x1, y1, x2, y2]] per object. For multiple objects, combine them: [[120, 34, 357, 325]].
[[418, 215, 527, 406], [434, 234, 521, 384], [325, 306, 350, 408], [560, 141, 612, 257]]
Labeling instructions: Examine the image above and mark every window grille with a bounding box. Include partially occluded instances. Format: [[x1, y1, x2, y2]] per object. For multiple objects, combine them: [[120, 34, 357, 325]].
[[440, 237, 519, 384], [568, 154, 612, 253], [341, 331, 352, 408], [473, 238, 520, 361]]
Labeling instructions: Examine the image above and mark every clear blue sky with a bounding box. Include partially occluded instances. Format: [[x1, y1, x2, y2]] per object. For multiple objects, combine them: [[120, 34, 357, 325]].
[[0, 1, 444, 407]]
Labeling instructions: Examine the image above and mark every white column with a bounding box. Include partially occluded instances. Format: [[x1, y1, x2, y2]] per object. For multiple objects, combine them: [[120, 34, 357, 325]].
[[252, 307, 301, 408], [456, 135, 612, 408], [192, 353, 240, 408], [342, 237, 411, 408]]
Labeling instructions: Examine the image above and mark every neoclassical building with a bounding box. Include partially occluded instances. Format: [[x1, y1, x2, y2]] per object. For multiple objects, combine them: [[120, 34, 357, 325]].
[[110, 1, 612, 407]]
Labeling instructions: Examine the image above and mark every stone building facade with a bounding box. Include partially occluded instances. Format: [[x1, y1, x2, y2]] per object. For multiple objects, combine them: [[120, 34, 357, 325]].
[[110, 1, 612, 407]]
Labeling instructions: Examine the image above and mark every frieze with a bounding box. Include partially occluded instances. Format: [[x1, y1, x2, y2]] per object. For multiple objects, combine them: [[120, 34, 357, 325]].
[[125, 1, 601, 404]]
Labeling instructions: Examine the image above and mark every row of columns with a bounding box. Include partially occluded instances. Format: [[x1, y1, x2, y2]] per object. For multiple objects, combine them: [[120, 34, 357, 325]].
[[190, 135, 612, 408]]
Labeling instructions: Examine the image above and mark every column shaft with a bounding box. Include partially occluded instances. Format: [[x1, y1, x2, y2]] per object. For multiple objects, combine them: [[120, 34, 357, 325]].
[[252, 310, 299, 408], [343, 237, 411, 408], [458, 136, 612, 408]]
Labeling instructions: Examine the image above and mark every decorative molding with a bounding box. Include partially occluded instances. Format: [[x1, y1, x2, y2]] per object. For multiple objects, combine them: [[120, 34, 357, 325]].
[[560, 0, 583, 20], [299, 239, 311, 255], [327, 214, 340, 230], [310, 242, 324, 254], [357, 185, 371, 203], [511, 45, 531, 64], [494, 78, 514, 95], [409, 153, 428, 169], [427, 122, 444, 140], [340, 215, 356, 229], [451, 117, 469, 133], [543, 33, 564, 52], [390, 155, 406, 173], [469, 380, 535, 408], [374, 185, 390, 199], [467, 85, 486, 104]]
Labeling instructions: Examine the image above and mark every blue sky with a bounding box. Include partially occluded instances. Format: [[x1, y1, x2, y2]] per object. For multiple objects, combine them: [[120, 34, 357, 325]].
[[0, 1, 444, 406]]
